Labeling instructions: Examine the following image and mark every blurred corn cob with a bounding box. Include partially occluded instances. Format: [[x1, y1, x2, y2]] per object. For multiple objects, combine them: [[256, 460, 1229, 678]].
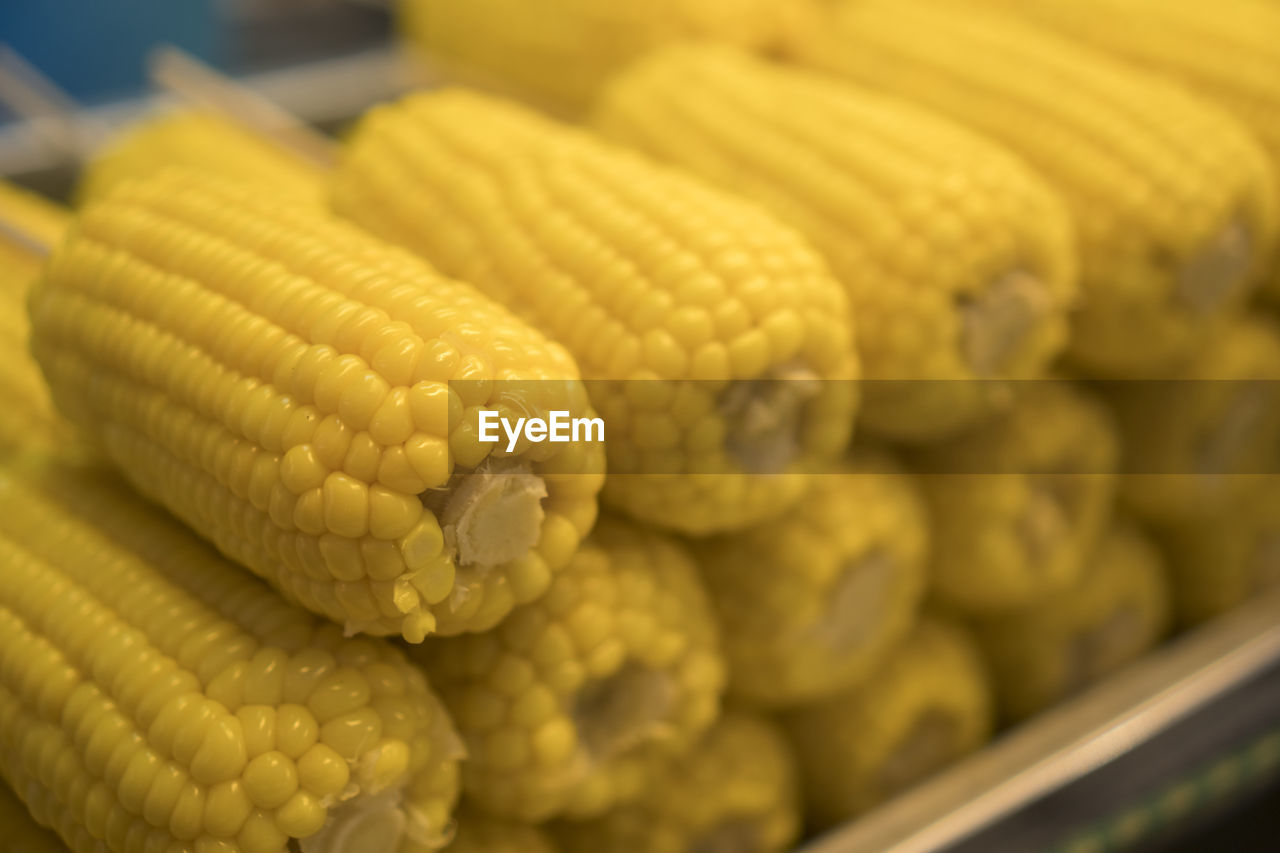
[[1158, 478, 1280, 627], [395, 0, 817, 115], [0, 780, 67, 853], [964, 0, 1280, 301], [914, 381, 1119, 613], [551, 712, 800, 853], [973, 521, 1171, 722], [690, 449, 927, 707], [790, 0, 1279, 377], [28, 170, 604, 641], [413, 517, 725, 822], [593, 45, 1076, 440], [1107, 316, 1280, 524], [0, 458, 462, 852], [0, 181, 76, 459], [79, 111, 326, 206], [782, 618, 993, 828], [332, 89, 858, 535], [444, 807, 559, 853]]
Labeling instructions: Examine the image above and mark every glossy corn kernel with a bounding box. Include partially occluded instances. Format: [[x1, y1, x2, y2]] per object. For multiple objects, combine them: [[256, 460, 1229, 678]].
[[691, 449, 927, 707], [414, 517, 726, 822], [782, 618, 993, 829], [0, 781, 68, 853], [594, 45, 1076, 440], [974, 522, 1171, 722], [914, 382, 1119, 613], [331, 89, 858, 535], [1159, 478, 1280, 627], [79, 111, 326, 206], [395, 0, 817, 115], [1107, 316, 1280, 524], [0, 458, 462, 853], [443, 807, 559, 853], [967, 0, 1280, 301], [28, 170, 604, 641], [0, 181, 77, 459], [791, 0, 1279, 377], [551, 711, 799, 853]]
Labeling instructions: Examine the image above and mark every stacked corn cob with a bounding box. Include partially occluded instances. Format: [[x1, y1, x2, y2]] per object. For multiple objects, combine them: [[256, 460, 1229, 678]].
[[5, 0, 1280, 846]]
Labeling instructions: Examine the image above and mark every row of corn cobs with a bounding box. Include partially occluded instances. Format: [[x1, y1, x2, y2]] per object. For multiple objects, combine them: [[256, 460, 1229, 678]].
[[1, 0, 1279, 849]]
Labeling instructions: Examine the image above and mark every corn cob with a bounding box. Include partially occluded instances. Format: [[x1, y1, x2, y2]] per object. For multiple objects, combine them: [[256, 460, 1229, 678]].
[[790, 0, 1279, 378], [0, 458, 462, 852], [413, 517, 726, 822], [914, 381, 1119, 613], [782, 618, 993, 829], [27, 170, 605, 641], [0, 780, 68, 853], [395, 0, 818, 115], [443, 807, 558, 853], [690, 448, 927, 707], [551, 711, 799, 853], [973, 521, 1171, 722], [593, 45, 1076, 440], [963, 0, 1280, 301], [1158, 478, 1280, 627], [0, 181, 77, 459], [1107, 316, 1280, 525], [331, 89, 858, 535], [78, 111, 326, 206]]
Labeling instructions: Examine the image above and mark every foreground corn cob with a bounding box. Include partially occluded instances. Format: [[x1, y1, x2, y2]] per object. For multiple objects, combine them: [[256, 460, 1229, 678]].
[[395, 0, 817, 115], [782, 618, 993, 829], [593, 45, 1076, 440], [790, 0, 1279, 377], [79, 111, 326, 206], [443, 807, 558, 853], [414, 517, 725, 822], [914, 382, 1119, 613], [0, 459, 462, 852], [690, 449, 927, 707], [28, 170, 605, 641], [331, 89, 857, 535], [0, 182, 76, 459], [551, 712, 800, 853], [973, 522, 1171, 722], [1106, 316, 1280, 525], [0, 780, 67, 853], [1158, 479, 1280, 627]]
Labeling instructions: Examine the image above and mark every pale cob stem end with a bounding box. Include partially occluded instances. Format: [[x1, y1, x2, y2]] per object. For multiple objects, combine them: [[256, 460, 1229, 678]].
[[574, 664, 676, 761], [877, 710, 962, 798], [435, 462, 548, 568], [299, 790, 405, 853], [1178, 218, 1254, 314], [721, 365, 821, 474], [812, 552, 894, 651], [689, 820, 766, 853], [961, 270, 1053, 378], [1020, 474, 1081, 565]]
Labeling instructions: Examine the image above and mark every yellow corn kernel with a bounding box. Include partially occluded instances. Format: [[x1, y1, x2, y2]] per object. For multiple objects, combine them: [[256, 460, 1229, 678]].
[[395, 0, 818, 115], [690, 449, 928, 707], [973, 521, 1171, 722], [552, 711, 800, 853], [331, 89, 857, 535], [914, 381, 1119, 613], [594, 45, 1076, 440], [790, 0, 1279, 377], [1159, 477, 1280, 627], [1107, 316, 1280, 524], [781, 618, 993, 829], [28, 170, 604, 640], [0, 780, 68, 853], [443, 807, 559, 853], [415, 517, 726, 822], [79, 111, 326, 206], [0, 458, 462, 853]]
